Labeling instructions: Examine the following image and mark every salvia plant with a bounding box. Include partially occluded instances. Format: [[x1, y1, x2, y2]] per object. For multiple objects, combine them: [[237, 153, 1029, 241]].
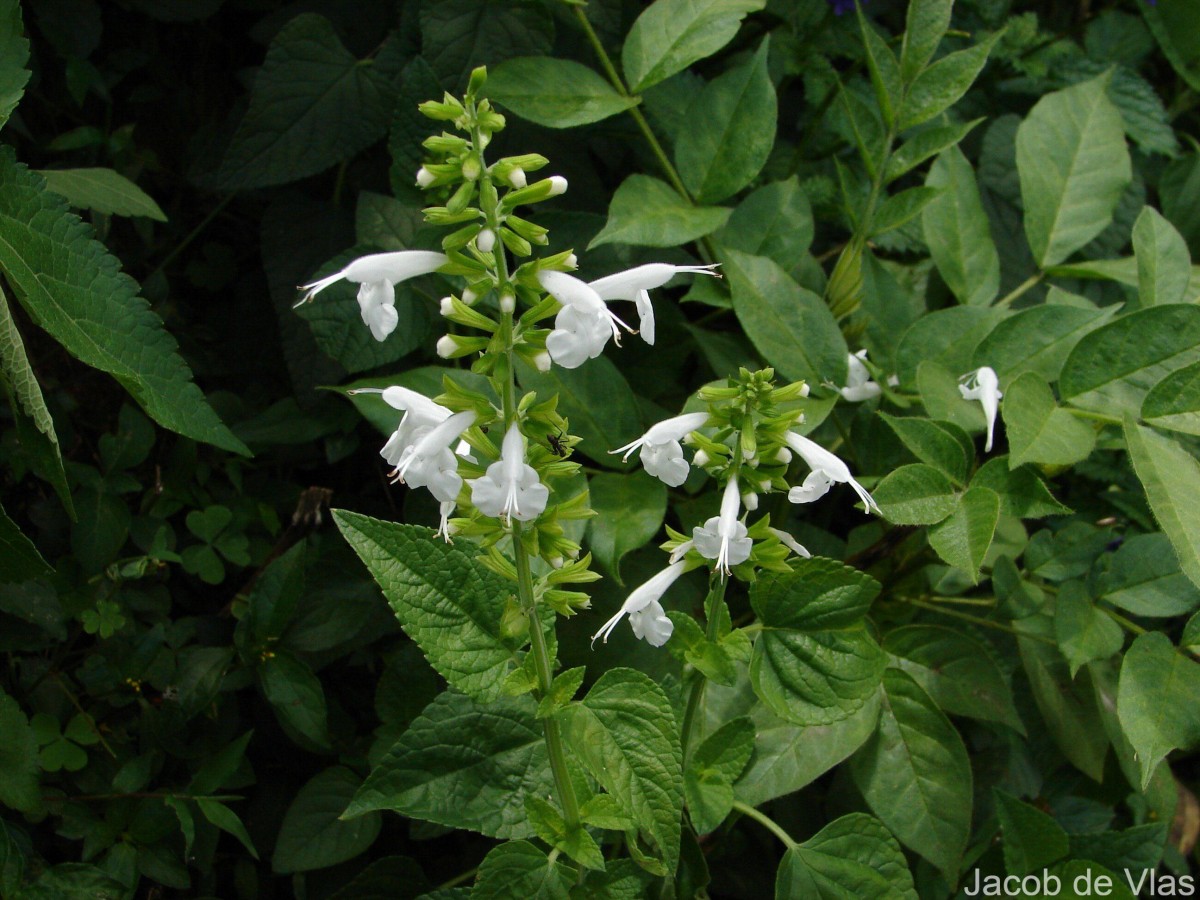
[[2, 0, 1200, 897]]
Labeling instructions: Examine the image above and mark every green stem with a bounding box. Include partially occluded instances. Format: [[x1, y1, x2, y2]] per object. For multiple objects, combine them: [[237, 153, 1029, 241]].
[[994, 272, 1044, 309], [731, 800, 797, 849], [437, 867, 479, 891], [926, 594, 997, 607], [679, 568, 729, 761], [901, 597, 1056, 645], [1065, 407, 1123, 426], [146, 193, 234, 283], [1100, 606, 1148, 637]]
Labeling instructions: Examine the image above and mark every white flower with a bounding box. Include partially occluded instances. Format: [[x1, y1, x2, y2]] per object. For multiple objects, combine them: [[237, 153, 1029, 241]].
[[784, 432, 879, 514], [610, 411, 709, 487], [693, 477, 753, 576], [416, 167, 435, 188], [959, 366, 1003, 453], [391, 411, 475, 502], [469, 423, 549, 522], [297, 250, 448, 342], [592, 561, 684, 647], [841, 350, 882, 402], [588, 264, 719, 346], [435, 499, 457, 542], [769, 528, 811, 559]]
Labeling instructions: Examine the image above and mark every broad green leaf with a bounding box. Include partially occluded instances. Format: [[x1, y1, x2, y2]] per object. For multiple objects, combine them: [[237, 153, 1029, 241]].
[[872, 186, 940, 238], [900, 0, 953, 82], [0, 499, 51, 584], [355, 192, 425, 251], [753, 559, 881, 631], [1141, 1, 1200, 92], [621, 0, 766, 94], [1002, 372, 1096, 468], [36, 168, 166, 221], [916, 361, 987, 433], [0, 148, 248, 455], [517, 357, 640, 469], [0, 691, 40, 814], [860, 17, 902, 132], [259, 649, 330, 752], [970, 457, 1071, 519], [273, 767, 381, 873], [487, 57, 637, 128], [928, 485, 999, 581], [1124, 421, 1200, 591], [472, 841, 570, 900], [589, 175, 730, 249], [326, 858, 430, 900], [879, 414, 970, 485], [196, 799, 259, 860], [885, 118, 983, 183], [973, 298, 1116, 383], [922, 147, 999, 306], [587, 472, 666, 582], [1118, 632, 1200, 789], [215, 15, 393, 190], [873, 464, 958, 526], [849, 669, 972, 879], [333, 513, 519, 701], [1054, 580, 1123, 677], [1068, 822, 1168, 876], [13, 863, 128, 898], [1142, 360, 1200, 436], [715, 178, 813, 271], [895, 306, 1005, 387], [1094, 533, 1200, 618], [675, 39, 775, 203], [0, 0, 29, 131], [994, 790, 1070, 876], [1016, 74, 1132, 267], [684, 717, 754, 834], [1133, 206, 1191, 306], [777, 813, 916, 900], [349, 690, 550, 839], [840, 87, 886, 177], [561, 668, 683, 873], [884, 625, 1024, 732], [725, 249, 848, 387], [420, 0, 553, 90], [900, 32, 999, 130]]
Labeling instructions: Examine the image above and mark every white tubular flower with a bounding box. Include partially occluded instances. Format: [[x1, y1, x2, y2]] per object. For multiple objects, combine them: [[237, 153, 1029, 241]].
[[592, 561, 684, 647], [959, 366, 1003, 453], [588, 264, 719, 346], [392, 411, 475, 503], [841, 350, 882, 402], [693, 477, 753, 576], [784, 432, 879, 513], [610, 411, 709, 487], [769, 528, 812, 559], [376, 386, 453, 465], [297, 250, 448, 342], [538, 270, 628, 369], [469, 423, 549, 522]]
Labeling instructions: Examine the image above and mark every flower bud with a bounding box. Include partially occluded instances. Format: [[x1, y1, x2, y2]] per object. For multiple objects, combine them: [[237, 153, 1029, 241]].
[[439, 296, 455, 316], [462, 287, 478, 305], [742, 492, 759, 511], [416, 166, 435, 188], [461, 155, 482, 181], [499, 291, 515, 314], [693, 450, 711, 468], [548, 555, 564, 569], [533, 350, 551, 372], [467, 65, 488, 97], [548, 175, 568, 196], [565, 253, 578, 269], [476, 228, 496, 253], [436, 335, 459, 358], [775, 447, 793, 465], [508, 167, 527, 189]]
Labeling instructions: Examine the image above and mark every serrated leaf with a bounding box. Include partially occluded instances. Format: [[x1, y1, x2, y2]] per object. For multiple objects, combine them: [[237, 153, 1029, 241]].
[[715, 177, 813, 272], [778, 812, 917, 900], [970, 457, 1071, 519], [471, 841, 570, 900], [879, 414, 970, 485], [1142, 360, 1200, 436], [974, 298, 1116, 383], [0, 0, 30, 131], [900, 33, 999, 130], [1133, 206, 1191, 306], [849, 669, 972, 880], [350, 690, 550, 838], [994, 790, 1070, 876], [675, 39, 775, 204], [0, 147, 248, 454], [587, 472, 666, 582], [419, 0, 554, 91], [752, 559, 881, 631], [1095, 533, 1200, 618], [36, 168, 166, 221], [1117, 632, 1200, 789], [272, 767, 381, 874], [1124, 421, 1200, 592], [1016, 74, 1132, 267], [589, 174, 730, 249], [873, 464, 958, 526], [922, 146, 999, 306], [684, 717, 754, 834], [1068, 822, 1168, 874], [333, 513, 519, 701], [1055, 580, 1123, 678], [621, 0, 766, 94], [487, 57, 637, 128], [725, 249, 848, 387], [1002, 372, 1096, 468], [928, 485, 999, 581]]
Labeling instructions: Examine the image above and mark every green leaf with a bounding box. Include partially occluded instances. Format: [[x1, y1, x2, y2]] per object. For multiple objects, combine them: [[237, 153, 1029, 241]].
[[326, 858, 430, 900], [36, 168, 166, 221], [1142, 360, 1200, 436], [0, 499, 51, 584], [1068, 822, 1168, 876], [885, 118, 983, 183], [777, 813, 916, 900], [0, 148, 248, 455], [675, 38, 775, 204], [13, 863, 128, 899], [621, 0, 766, 94], [752, 559, 881, 631], [879, 414, 970, 485], [872, 464, 958, 526], [349, 690, 551, 839], [970, 457, 1071, 519], [922, 146, 999, 306], [1124, 420, 1200, 591], [895, 307, 1005, 387], [0, 0, 29, 131], [973, 298, 1116, 384], [272, 767, 381, 874], [334, 514, 519, 700], [725, 249, 848, 387], [195, 799, 259, 860], [900, 32, 999, 130], [916, 361, 987, 433], [1002, 372, 1096, 468], [1118, 632, 1200, 789], [715, 178, 813, 272], [872, 186, 940, 238], [928, 485, 1000, 581], [901, 0, 953, 82], [589, 174, 731, 249], [884, 625, 1024, 732], [1095, 532, 1200, 618], [471, 841, 570, 900], [561, 668, 683, 873], [1133, 206, 1192, 306], [0, 691, 39, 814], [259, 649, 330, 752], [214, 15, 393, 190], [1016, 74, 1133, 267], [420, 0, 553, 91], [487, 57, 638, 128], [684, 717, 754, 834], [849, 669, 972, 879], [993, 790, 1070, 876], [525, 796, 604, 871], [587, 472, 666, 582], [860, 17, 902, 132], [1141, 0, 1200, 92], [1055, 580, 1123, 678]]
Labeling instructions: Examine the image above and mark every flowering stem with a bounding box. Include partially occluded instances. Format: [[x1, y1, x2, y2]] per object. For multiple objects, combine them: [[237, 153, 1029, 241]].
[[731, 800, 797, 849], [679, 573, 728, 761]]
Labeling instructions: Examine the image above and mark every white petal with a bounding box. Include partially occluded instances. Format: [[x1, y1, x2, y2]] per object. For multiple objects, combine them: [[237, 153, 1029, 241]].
[[537, 270, 606, 312], [588, 263, 718, 300], [629, 599, 674, 646], [769, 528, 811, 558], [784, 432, 854, 484], [642, 411, 710, 445], [341, 250, 448, 285], [641, 442, 689, 487], [787, 469, 833, 504]]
